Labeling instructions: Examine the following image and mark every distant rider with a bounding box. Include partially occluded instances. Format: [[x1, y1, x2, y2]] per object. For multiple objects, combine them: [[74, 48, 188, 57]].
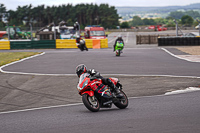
[[76, 64, 123, 98], [113, 35, 125, 52], [76, 36, 88, 51]]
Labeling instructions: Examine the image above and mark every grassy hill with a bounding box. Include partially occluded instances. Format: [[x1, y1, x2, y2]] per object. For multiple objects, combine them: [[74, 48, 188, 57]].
[[116, 3, 200, 15]]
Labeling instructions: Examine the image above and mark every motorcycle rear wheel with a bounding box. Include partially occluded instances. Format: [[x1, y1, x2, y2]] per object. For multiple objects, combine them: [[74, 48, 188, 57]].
[[114, 90, 128, 109], [82, 94, 100, 112], [116, 50, 121, 56]]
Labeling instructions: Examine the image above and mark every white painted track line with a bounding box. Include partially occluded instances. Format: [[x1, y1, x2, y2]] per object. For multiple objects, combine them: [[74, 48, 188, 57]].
[[161, 48, 200, 63], [0, 48, 200, 114]]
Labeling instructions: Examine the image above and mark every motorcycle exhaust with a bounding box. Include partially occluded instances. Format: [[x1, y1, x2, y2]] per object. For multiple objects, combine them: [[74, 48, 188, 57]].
[[103, 100, 112, 106]]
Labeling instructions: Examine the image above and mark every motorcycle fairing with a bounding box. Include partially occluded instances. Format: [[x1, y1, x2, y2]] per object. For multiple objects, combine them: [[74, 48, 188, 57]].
[[95, 83, 112, 99], [115, 41, 124, 50], [82, 91, 94, 97]]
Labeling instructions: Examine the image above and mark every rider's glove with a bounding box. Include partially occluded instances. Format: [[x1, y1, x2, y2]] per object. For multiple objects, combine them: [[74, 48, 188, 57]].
[[90, 69, 96, 74]]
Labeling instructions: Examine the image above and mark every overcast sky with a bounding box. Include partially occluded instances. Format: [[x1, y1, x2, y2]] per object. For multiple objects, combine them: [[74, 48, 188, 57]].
[[1, 0, 200, 10]]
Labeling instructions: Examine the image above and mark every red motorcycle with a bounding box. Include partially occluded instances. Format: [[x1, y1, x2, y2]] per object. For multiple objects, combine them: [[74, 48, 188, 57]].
[[77, 73, 128, 112]]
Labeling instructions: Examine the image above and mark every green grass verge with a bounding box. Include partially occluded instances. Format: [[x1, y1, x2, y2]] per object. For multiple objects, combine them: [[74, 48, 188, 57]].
[[0, 52, 40, 67], [105, 31, 111, 35]]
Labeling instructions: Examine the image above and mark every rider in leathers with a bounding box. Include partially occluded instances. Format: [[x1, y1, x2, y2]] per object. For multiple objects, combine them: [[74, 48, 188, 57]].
[[76, 36, 88, 51], [113, 35, 125, 52], [76, 64, 123, 98]]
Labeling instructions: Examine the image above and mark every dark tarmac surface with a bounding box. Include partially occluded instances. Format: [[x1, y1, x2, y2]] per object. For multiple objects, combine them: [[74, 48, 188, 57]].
[[1, 31, 200, 133], [2, 48, 200, 76], [1, 91, 200, 133], [0, 73, 199, 112], [0, 31, 200, 112]]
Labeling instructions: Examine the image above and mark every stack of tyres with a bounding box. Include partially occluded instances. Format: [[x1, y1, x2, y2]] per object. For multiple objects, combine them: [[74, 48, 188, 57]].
[[179, 37, 183, 46], [194, 37, 198, 45], [157, 38, 161, 46], [183, 37, 188, 46], [163, 37, 167, 46], [177, 37, 181, 46], [198, 37, 200, 45], [162, 37, 167, 46], [170, 37, 175, 46], [160, 37, 165, 46], [167, 37, 171, 46], [195, 37, 199, 45], [190, 37, 195, 46], [186, 37, 190, 46], [158, 36, 200, 46], [170, 37, 174, 46]]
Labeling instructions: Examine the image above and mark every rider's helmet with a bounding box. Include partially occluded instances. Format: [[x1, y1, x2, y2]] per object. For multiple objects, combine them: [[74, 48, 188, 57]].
[[80, 39, 85, 45], [118, 35, 122, 40], [76, 64, 87, 77], [76, 35, 80, 43]]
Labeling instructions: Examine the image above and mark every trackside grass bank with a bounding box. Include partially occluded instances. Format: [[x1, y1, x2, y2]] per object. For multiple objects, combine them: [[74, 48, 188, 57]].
[[0, 52, 40, 66]]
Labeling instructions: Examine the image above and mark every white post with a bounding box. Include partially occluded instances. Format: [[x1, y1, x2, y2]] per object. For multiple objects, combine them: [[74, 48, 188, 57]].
[[29, 23, 32, 40], [6, 23, 10, 40], [197, 19, 200, 36], [173, 19, 178, 37]]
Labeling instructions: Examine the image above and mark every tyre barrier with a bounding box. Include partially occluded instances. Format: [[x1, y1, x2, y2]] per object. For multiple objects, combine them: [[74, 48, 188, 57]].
[[0, 39, 108, 50], [158, 37, 200, 46]]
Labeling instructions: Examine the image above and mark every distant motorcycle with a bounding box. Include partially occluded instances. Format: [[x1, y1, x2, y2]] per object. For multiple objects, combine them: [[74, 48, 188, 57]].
[[115, 41, 124, 56], [77, 73, 128, 112], [76, 39, 88, 51]]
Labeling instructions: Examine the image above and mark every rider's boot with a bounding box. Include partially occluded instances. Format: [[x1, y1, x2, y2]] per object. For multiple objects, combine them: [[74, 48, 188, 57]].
[[107, 79, 123, 98], [113, 86, 123, 98], [85, 47, 88, 51]]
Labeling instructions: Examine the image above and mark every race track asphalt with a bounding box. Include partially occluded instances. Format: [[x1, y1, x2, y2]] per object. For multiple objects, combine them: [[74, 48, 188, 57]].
[[1, 91, 200, 133], [0, 47, 200, 112], [0, 32, 200, 133]]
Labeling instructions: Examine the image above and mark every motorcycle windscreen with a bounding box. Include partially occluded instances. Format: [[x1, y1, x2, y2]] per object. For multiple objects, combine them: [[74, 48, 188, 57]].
[[116, 41, 124, 49], [77, 73, 90, 91]]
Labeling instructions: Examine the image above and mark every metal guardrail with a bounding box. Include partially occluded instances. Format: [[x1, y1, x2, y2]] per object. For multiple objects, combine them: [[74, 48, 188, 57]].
[[10, 40, 56, 49], [0, 39, 108, 50]]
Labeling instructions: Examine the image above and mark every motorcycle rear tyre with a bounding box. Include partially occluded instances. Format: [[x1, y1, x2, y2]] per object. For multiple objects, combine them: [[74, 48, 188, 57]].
[[114, 90, 128, 109], [82, 94, 100, 112], [116, 50, 121, 56]]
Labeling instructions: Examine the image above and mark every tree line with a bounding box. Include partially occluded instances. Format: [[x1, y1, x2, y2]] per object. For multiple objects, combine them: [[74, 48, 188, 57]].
[[0, 3, 119, 29], [120, 10, 200, 28], [168, 10, 200, 20]]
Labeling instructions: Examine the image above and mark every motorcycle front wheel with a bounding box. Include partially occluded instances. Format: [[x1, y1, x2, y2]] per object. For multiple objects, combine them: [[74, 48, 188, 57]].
[[82, 94, 100, 112], [114, 90, 128, 109]]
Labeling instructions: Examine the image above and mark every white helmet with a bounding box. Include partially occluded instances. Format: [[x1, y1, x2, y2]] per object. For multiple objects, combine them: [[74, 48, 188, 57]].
[[80, 39, 85, 45], [118, 35, 122, 39]]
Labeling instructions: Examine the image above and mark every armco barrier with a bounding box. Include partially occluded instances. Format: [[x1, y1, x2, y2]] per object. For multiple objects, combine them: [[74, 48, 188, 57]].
[[10, 40, 56, 49], [92, 39, 101, 49], [1, 39, 108, 50], [56, 39, 76, 48], [0, 41, 10, 50], [100, 39, 108, 48], [56, 39, 108, 49], [158, 37, 200, 46], [84, 39, 93, 48]]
